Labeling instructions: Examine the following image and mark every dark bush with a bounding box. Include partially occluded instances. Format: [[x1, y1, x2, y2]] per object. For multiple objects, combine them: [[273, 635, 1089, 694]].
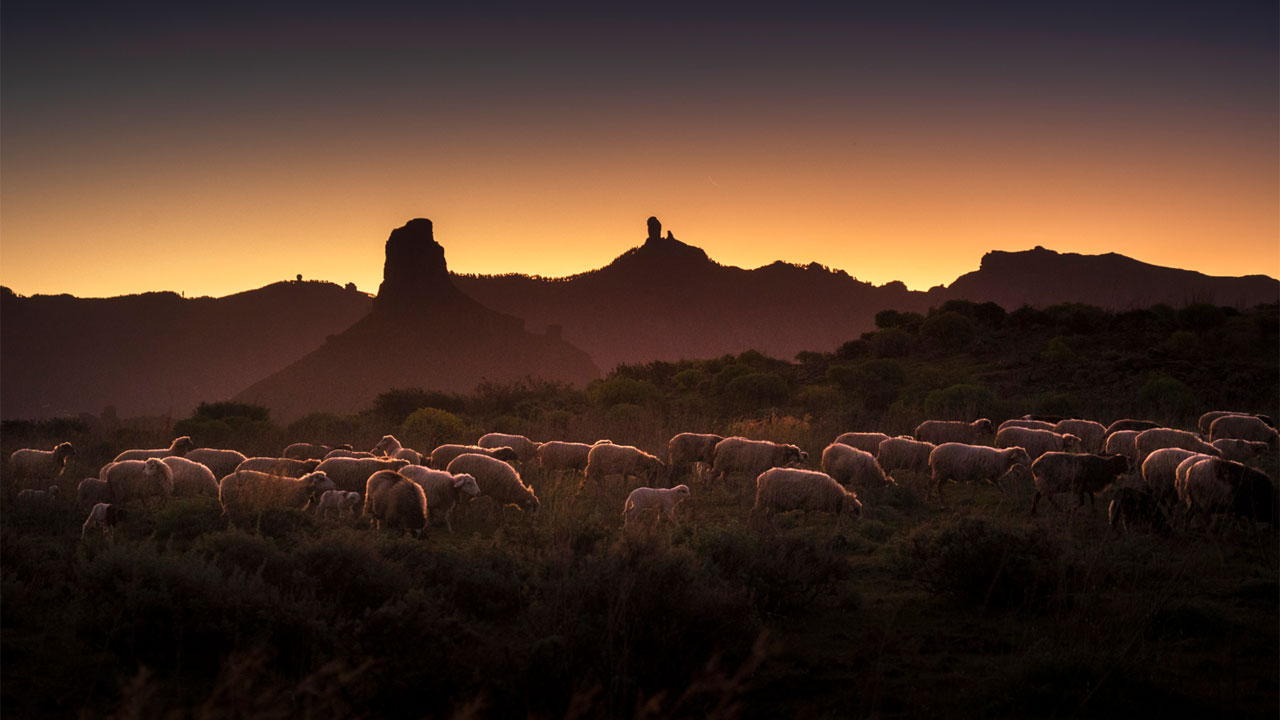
[[923, 384, 997, 419], [724, 372, 790, 412]]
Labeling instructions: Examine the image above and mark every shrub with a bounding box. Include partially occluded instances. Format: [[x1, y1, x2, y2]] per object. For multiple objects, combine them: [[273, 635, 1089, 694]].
[[1138, 373, 1197, 419], [589, 377, 661, 407], [400, 407, 470, 450], [921, 312, 976, 350], [923, 384, 997, 420], [869, 327, 914, 357], [723, 372, 789, 412], [1041, 336, 1075, 364]]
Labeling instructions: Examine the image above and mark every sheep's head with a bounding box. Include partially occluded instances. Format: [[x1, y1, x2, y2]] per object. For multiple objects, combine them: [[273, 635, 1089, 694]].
[[452, 473, 481, 498], [303, 471, 336, 494], [301, 459, 321, 472], [521, 495, 541, 517], [47, 485, 61, 497], [143, 458, 166, 477], [672, 484, 691, 500], [973, 419, 995, 435], [344, 491, 362, 508], [783, 445, 805, 465], [490, 447, 519, 463], [840, 493, 863, 519], [373, 435, 400, 455], [171, 436, 196, 455], [1102, 453, 1131, 474], [54, 442, 76, 461], [1063, 433, 1082, 451]]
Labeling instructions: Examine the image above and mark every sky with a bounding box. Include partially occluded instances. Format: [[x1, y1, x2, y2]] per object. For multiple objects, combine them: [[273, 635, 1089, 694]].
[[2, 1, 1277, 298]]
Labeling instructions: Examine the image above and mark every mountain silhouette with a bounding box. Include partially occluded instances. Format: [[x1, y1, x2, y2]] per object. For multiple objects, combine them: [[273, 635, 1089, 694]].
[[234, 219, 600, 421]]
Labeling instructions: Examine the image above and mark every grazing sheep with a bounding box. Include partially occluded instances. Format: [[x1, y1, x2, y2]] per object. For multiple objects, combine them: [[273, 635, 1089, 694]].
[[363, 470, 428, 533], [914, 419, 994, 445], [623, 485, 692, 528], [283, 442, 350, 460], [16, 485, 61, 505], [536, 441, 596, 476], [113, 436, 196, 462], [749, 468, 861, 528], [1029, 452, 1130, 515], [1211, 439, 1271, 464], [997, 419, 1056, 433], [1141, 448, 1205, 504], [478, 433, 540, 462], [235, 457, 323, 478], [1104, 419, 1160, 436], [1054, 419, 1107, 453], [1176, 458, 1276, 527], [161, 456, 220, 497], [313, 457, 411, 493], [373, 434, 404, 456], [1134, 428, 1220, 463], [583, 443, 667, 491], [445, 453, 540, 517], [392, 447, 424, 465], [1198, 410, 1275, 435], [821, 443, 893, 490], [667, 433, 725, 480], [316, 490, 362, 519], [400, 466, 481, 532], [1108, 486, 1168, 534], [832, 432, 890, 456], [1022, 414, 1064, 423], [876, 436, 936, 475], [81, 503, 128, 541], [185, 448, 249, 479], [1208, 415, 1280, 446], [219, 470, 335, 516], [323, 449, 377, 460], [9, 442, 75, 488], [77, 477, 113, 512], [994, 427, 1081, 460], [1103, 430, 1141, 464], [429, 444, 519, 469], [927, 443, 1031, 505], [105, 458, 173, 506], [705, 437, 807, 487]]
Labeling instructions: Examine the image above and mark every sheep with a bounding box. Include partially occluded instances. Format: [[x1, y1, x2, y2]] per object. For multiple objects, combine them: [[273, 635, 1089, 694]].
[[478, 433, 540, 462], [1103, 430, 1141, 464], [667, 433, 725, 480], [314, 457, 411, 493], [81, 503, 128, 541], [1176, 457, 1276, 527], [1134, 428, 1221, 463], [445, 453, 540, 518], [185, 448, 249, 479], [9, 442, 75, 488], [235, 457, 323, 478], [105, 458, 173, 506], [1208, 414, 1280, 446], [161, 456, 220, 497], [429, 444, 518, 469], [1054, 419, 1107, 453], [623, 485, 692, 528], [927, 443, 1031, 506], [1029, 452, 1130, 516], [1211, 439, 1272, 464], [583, 443, 667, 492], [16, 485, 61, 506], [372, 434, 404, 456], [1022, 413, 1064, 423], [77, 477, 113, 512], [820, 443, 893, 490], [997, 419, 1056, 433], [914, 419, 994, 445], [363, 470, 428, 533], [1140, 448, 1205, 504], [316, 490, 362, 519], [994, 427, 1081, 460], [323, 449, 377, 460], [400, 466, 481, 532], [536, 441, 596, 476], [1108, 486, 1168, 534], [1198, 410, 1275, 435], [705, 437, 807, 487], [832, 432, 890, 456], [875, 436, 936, 475], [283, 442, 350, 460], [1104, 419, 1160, 436], [392, 448, 424, 465], [219, 470, 336, 516], [749, 468, 861, 529], [113, 435, 196, 462]]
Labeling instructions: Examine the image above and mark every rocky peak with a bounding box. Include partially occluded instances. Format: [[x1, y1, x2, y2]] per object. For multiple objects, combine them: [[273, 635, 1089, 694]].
[[374, 218, 463, 315]]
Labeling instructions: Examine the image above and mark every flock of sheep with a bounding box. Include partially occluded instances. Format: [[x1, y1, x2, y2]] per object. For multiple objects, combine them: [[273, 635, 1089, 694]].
[[7, 408, 1277, 541]]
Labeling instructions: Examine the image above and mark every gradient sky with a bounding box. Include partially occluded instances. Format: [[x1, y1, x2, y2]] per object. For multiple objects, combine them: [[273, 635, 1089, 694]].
[[3, 1, 1276, 298]]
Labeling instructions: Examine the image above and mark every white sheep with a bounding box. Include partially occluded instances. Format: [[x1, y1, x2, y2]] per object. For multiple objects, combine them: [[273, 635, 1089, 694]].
[[77, 477, 113, 512], [994, 426, 1081, 460], [161, 456, 220, 497], [1053, 419, 1107, 453], [16, 485, 61, 505], [1208, 414, 1279, 446], [1103, 430, 1140, 464], [429, 444, 518, 469], [184, 448, 248, 479], [705, 437, 807, 487], [749, 468, 862, 529], [832, 432, 890, 456], [1211, 439, 1271, 464], [445, 453, 540, 518], [1141, 448, 1205, 504], [105, 458, 173, 506], [235, 457, 322, 478], [820, 443, 893, 490], [363, 470, 428, 533], [283, 442, 350, 460], [1104, 419, 1160, 436], [927, 443, 1031, 506], [81, 503, 128, 541], [9, 442, 75, 488], [219, 470, 336, 516], [373, 434, 404, 456], [478, 433, 540, 462], [1198, 410, 1274, 436], [536, 441, 596, 476], [400, 466, 481, 532], [1134, 428, 1220, 463], [1030, 452, 1130, 515], [875, 436, 936, 476], [623, 485, 691, 528], [392, 447, 424, 465], [314, 457, 411, 493], [316, 489, 363, 519], [113, 435, 196, 462], [583, 443, 667, 492], [667, 433, 725, 480], [914, 419, 994, 445], [997, 419, 1056, 433]]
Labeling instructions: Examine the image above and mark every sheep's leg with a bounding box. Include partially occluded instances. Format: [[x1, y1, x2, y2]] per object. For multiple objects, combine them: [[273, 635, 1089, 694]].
[[1030, 491, 1042, 516]]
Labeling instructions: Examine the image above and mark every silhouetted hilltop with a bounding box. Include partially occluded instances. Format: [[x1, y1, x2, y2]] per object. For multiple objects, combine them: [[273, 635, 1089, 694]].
[[0, 281, 371, 420], [235, 219, 599, 421]]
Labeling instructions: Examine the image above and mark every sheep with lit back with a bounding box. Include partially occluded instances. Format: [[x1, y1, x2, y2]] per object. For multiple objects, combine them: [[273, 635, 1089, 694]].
[[667, 433, 725, 480], [105, 458, 173, 506], [706, 437, 807, 487], [1054, 419, 1107, 453], [749, 468, 861, 529], [429, 444, 519, 469], [446, 453, 539, 517], [1104, 419, 1160, 436], [915, 419, 994, 445], [995, 426, 1082, 460], [1198, 410, 1275, 436], [1208, 415, 1280, 446], [584, 443, 667, 491], [1211, 439, 1271, 464], [234, 457, 322, 478], [1134, 428, 1220, 463], [1030, 452, 1130, 515], [478, 433, 540, 462], [77, 478, 112, 512], [536, 441, 596, 475], [1176, 457, 1276, 527], [9, 442, 75, 488], [316, 490, 362, 519], [113, 435, 195, 462], [997, 419, 1056, 433], [324, 449, 377, 460], [1103, 430, 1140, 464], [623, 485, 691, 528], [219, 470, 335, 516], [833, 432, 890, 456], [283, 442, 350, 461], [821, 443, 893, 490], [927, 443, 1031, 506], [363, 470, 427, 534], [314, 457, 411, 493], [1140, 448, 1204, 504], [876, 436, 936, 475], [399, 466, 481, 532], [372, 435, 403, 456], [81, 503, 127, 541], [161, 456, 220, 497], [393, 448, 424, 465], [185, 448, 248, 479]]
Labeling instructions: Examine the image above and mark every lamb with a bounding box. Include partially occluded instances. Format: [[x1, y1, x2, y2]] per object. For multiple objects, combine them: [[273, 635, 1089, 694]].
[[445, 453, 540, 517], [9, 442, 75, 488], [234, 457, 323, 478], [219, 470, 336, 516], [429, 444, 519, 469], [1134, 428, 1221, 462], [1108, 486, 1168, 534], [316, 490, 363, 519], [400, 466, 481, 532], [927, 443, 1031, 505], [536, 441, 597, 475], [161, 456, 220, 497], [392, 447, 424, 465], [623, 485, 691, 528], [113, 435, 196, 462], [373, 434, 404, 456], [667, 433, 725, 480], [1029, 452, 1130, 515], [105, 458, 173, 506], [705, 437, 807, 487], [1140, 448, 1205, 504], [583, 443, 668, 491], [1198, 410, 1275, 435], [994, 426, 1081, 460], [997, 419, 1056, 433], [478, 433, 540, 462], [314, 457, 411, 493], [16, 485, 60, 506], [1176, 457, 1276, 527], [1211, 439, 1271, 464], [1104, 419, 1161, 436], [283, 442, 351, 460], [81, 503, 128, 541], [1103, 430, 1140, 463], [185, 448, 249, 479], [820, 443, 893, 490], [832, 432, 890, 456], [1053, 419, 1107, 453], [914, 419, 994, 445], [363, 470, 428, 533], [749, 468, 862, 528], [323, 449, 377, 460], [875, 436, 936, 475], [1208, 414, 1279, 446], [77, 477, 113, 512]]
